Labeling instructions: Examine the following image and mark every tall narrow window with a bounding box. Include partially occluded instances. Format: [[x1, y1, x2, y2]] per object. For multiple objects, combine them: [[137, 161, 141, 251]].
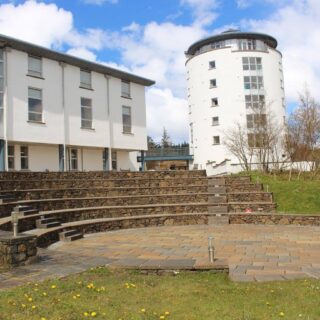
[[212, 117, 219, 126], [213, 136, 220, 145], [245, 95, 265, 109], [0, 49, 4, 123], [211, 98, 219, 107], [209, 61, 216, 69], [70, 149, 78, 171], [122, 106, 132, 133], [111, 151, 117, 170], [80, 69, 92, 89], [28, 88, 43, 122], [81, 97, 92, 129], [210, 79, 217, 88], [28, 55, 42, 77], [244, 76, 263, 90], [121, 80, 130, 98], [20, 146, 29, 170], [8, 145, 14, 170]]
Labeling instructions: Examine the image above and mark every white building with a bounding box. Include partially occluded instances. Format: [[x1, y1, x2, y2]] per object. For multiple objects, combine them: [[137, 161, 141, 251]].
[[185, 30, 286, 172], [0, 34, 154, 172]]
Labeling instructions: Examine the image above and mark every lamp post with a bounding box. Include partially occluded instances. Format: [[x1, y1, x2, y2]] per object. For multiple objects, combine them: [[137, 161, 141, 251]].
[[208, 236, 214, 264], [11, 211, 19, 237]]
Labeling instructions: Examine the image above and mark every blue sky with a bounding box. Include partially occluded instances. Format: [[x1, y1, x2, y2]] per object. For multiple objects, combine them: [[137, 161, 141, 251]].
[[0, 0, 319, 142]]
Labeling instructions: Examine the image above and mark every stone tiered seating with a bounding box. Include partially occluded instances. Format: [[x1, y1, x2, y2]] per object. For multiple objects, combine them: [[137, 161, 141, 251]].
[[0, 171, 276, 247]]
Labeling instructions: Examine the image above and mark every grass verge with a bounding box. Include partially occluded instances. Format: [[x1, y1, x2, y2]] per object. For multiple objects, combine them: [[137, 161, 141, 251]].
[[0, 267, 320, 320]]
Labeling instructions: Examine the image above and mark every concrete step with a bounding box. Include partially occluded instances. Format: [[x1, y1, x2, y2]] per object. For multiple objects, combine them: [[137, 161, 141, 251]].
[[208, 178, 226, 186], [208, 214, 230, 225], [208, 195, 227, 203], [208, 205, 228, 213], [36, 216, 61, 229], [59, 229, 83, 242], [208, 186, 227, 193], [0, 194, 16, 204]]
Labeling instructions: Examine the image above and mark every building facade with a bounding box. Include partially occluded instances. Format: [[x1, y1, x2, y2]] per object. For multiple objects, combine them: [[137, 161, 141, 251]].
[[185, 30, 286, 171], [0, 34, 154, 172]]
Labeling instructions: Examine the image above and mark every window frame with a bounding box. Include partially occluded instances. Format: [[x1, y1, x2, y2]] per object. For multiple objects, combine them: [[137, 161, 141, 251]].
[[210, 79, 217, 88], [28, 55, 42, 78], [111, 150, 117, 171], [209, 61, 216, 69], [8, 145, 14, 170], [121, 80, 131, 98], [80, 69, 92, 89], [122, 105, 132, 134], [212, 116, 219, 126], [213, 136, 220, 145], [70, 148, 78, 171], [80, 97, 93, 129], [244, 76, 264, 90], [20, 146, 29, 170], [211, 98, 219, 107], [28, 87, 43, 123], [245, 94, 265, 109]]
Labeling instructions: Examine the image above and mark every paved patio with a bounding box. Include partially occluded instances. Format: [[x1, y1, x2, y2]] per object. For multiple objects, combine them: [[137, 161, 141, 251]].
[[1, 224, 320, 289]]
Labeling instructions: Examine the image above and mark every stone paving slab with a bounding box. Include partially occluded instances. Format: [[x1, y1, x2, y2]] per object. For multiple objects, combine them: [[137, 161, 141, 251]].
[[1, 224, 320, 288]]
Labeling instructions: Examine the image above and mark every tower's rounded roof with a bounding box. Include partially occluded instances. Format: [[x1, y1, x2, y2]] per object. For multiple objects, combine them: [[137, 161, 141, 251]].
[[186, 30, 278, 55]]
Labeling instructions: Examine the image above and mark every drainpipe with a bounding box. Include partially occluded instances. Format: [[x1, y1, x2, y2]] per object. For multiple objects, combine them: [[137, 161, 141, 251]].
[[105, 75, 112, 171], [3, 47, 9, 171], [60, 62, 67, 171]]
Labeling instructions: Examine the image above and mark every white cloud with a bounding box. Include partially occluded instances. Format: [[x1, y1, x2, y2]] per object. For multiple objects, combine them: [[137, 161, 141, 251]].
[[180, 0, 219, 26], [242, 0, 320, 103], [82, 0, 118, 5], [146, 88, 189, 143], [66, 47, 97, 61], [0, 0, 73, 47]]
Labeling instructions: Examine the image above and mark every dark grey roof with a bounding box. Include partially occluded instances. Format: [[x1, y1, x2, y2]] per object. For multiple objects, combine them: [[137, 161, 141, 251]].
[[0, 33, 155, 86], [186, 31, 278, 55]]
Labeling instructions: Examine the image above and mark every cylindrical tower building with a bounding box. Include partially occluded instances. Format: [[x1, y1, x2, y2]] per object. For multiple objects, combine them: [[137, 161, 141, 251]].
[[185, 30, 285, 170]]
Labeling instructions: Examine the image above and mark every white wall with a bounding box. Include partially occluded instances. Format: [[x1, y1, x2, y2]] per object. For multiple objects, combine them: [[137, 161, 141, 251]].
[[187, 42, 285, 169], [82, 148, 103, 171], [116, 150, 140, 171]]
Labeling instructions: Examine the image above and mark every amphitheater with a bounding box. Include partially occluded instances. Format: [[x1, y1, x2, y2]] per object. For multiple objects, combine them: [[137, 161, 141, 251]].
[[1, 170, 320, 283]]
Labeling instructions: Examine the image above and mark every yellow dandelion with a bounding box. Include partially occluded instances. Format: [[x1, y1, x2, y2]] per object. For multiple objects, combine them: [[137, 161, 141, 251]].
[[41, 318, 47, 320], [28, 297, 33, 302], [279, 311, 285, 317], [73, 295, 77, 299], [140, 308, 146, 313], [31, 305, 36, 310], [42, 292, 47, 296], [34, 283, 38, 287], [51, 284, 57, 289], [159, 316, 165, 320], [165, 311, 170, 316], [130, 283, 136, 288], [91, 311, 97, 317], [76, 294, 81, 297], [84, 312, 89, 317], [21, 304, 26, 308]]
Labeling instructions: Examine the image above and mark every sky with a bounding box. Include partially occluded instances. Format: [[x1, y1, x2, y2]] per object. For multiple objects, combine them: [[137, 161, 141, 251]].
[[0, 0, 319, 143]]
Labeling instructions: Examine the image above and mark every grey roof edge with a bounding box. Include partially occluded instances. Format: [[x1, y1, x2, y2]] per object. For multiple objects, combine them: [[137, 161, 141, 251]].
[[186, 31, 278, 55], [0, 33, 155, 87]]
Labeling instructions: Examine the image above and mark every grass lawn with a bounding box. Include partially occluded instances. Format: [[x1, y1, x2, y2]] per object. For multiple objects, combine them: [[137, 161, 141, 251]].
[[0, 267, 320, 320], [246, 172, 320, 214]]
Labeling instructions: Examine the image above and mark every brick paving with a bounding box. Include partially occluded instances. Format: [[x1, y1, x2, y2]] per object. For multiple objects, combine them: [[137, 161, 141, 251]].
[[1, 224, 320, 289]]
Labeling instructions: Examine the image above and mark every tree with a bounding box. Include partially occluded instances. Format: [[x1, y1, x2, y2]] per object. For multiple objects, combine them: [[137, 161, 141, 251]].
[[285, 89, 320, 177], [161, 127, 172, 148], [224, 100, 286, 173], [147, 136, 158, 149]]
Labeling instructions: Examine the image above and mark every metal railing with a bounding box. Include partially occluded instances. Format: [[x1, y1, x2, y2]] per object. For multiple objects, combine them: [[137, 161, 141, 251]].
[[146, 147, 190, 157]]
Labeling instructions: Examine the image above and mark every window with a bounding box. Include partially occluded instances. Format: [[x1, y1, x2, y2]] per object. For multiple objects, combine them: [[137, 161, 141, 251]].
[[238, 39, 256, 51], [248, 133, 267, 148], [190, 123, 193, 144], [8, 145, 14, 170], [212, 117, 219, 126], [121, 80, 130, 98], [211, 98, 219, 107], [70, 149, 78, 171], [28, 88, 43, 122], [20, 146, 29, 170], [209, 61, 216, 69], [211, 41, 225, 49], [80, 69, 92, 89], [111, 151, 117, 170], [81, 97, 92, 129], [28, 55, 42, 77], [246, 114, 267, 129], [0, 49, 3, 123], [242, 57, 262, 71], [245, 95, 265, 109], [122, 106, 132, 133], [244, 76, 263, 90], [210, 79, 217, 88], [213, 136, 220, 145]]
